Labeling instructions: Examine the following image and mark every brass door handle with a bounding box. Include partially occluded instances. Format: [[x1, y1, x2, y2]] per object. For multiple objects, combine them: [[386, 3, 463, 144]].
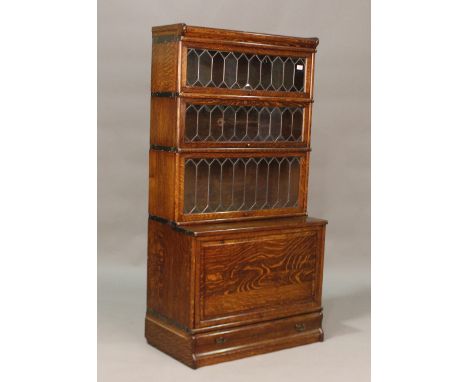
[[295, 323, 306, 332]]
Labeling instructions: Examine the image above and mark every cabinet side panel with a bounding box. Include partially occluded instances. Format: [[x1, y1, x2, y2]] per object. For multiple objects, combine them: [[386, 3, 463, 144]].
[[150, 97, 178, 147], [148, 150, 176, 221], [147, 219, 193, 328], [310, 52, 317, 99], [151, 41, 179, 92], [301, 151, 310, 210], [315, 225, 326, 306]]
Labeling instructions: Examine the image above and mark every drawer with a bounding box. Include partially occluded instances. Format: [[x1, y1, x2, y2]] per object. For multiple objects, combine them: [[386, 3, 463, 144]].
[[194, 312, 323, 361], [149, 150, 309, 224], [181, 42, 313, 99], [195, 227, 324, 328]]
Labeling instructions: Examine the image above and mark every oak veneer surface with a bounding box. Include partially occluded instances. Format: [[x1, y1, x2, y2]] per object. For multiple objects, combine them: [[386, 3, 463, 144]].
[[198, 229, 322, 326], [146, 311, 323, 369], [146, 217, 327, 366], [146, 24, 326, 368]]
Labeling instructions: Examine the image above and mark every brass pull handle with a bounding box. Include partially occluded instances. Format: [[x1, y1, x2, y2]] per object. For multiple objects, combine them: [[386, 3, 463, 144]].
[[295, 323, 306, 332], [215, 337, 226, 344]]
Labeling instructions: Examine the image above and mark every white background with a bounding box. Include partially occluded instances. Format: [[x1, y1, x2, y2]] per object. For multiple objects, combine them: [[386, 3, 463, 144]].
[[0, 0, 467, 381]]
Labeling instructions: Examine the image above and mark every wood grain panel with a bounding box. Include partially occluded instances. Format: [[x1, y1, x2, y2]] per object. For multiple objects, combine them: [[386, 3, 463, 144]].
[[150, 97, 179, 147], [148, 150, 177, 221], [199, 231, 320, 321], [151, 41, 179, 92], [147, 219, 194, 328]]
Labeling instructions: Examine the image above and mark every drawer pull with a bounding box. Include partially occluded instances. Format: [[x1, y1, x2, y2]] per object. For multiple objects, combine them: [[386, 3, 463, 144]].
[[215, 337, 226, 344], [295, 323, 306, 332]]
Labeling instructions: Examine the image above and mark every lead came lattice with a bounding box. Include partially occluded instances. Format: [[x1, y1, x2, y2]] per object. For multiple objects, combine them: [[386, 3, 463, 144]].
[[185, 104, 304, 142], [186, 49, 306, 92], [183, 156, 301, 214]]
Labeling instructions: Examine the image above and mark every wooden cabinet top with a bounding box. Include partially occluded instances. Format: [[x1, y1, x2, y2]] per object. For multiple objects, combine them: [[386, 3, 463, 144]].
[[151, 215, 327, 237], [152, 23, 319, 51]]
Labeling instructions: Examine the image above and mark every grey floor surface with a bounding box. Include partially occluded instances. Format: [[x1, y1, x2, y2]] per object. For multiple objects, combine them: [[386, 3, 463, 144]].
[[98, 263, 370, 382]]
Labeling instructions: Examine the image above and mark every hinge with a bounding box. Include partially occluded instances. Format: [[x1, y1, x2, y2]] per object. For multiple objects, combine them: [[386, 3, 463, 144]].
[[149, 215, 194, 236], [150, 144, 178, 153], [151, 92, 179, 98], [152, 35, 181, 44]]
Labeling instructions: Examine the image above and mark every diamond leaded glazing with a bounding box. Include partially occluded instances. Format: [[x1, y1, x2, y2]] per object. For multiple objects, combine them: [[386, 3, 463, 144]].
[[186, 49, 306, 92], [184, 104, 304, 142], [183, 157, 301, 214]]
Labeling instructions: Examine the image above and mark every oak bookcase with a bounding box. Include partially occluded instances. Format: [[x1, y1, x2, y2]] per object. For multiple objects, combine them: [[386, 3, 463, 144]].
[[145, 23, 327, 368]]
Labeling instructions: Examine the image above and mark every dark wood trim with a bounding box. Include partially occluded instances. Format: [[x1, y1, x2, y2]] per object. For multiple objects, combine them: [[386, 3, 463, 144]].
[[148, 215, 195, 236], [151, 91, 179, 97], [150, 145, 311, 154], [150, 144, 178, 152]]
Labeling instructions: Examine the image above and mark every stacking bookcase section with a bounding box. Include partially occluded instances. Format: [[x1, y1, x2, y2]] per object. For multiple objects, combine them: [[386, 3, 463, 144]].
[[147, 24, 326, 368], [151, 23, 318, 100], [151, 97, 312, 149], [149, 150, 309, 224]]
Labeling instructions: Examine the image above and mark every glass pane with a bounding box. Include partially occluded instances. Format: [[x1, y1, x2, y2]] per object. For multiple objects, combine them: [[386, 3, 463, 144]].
[[288, 158, 300, 207], [198, 51, 212, 86], [186, 50, 198, 85], [248, 56, 261, 88], [185, 105, 198, 141], [224, 53, 237, 88], [272, 58, 283, 90], [283, 59, 294, 91], [183, 156, 302, 214], [260, 57, 272, 90], [196, 106, 211, 141], [183, 160, 197, 213], [212, 52, 224, 86], [184, 104, 304, 143], [186, 48, 306, 92], [281, 109, 293, 140]]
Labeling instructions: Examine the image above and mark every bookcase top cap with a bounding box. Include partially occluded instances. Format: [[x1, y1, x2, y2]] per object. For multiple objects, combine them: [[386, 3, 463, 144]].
[[152, 23, 319, 49]]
